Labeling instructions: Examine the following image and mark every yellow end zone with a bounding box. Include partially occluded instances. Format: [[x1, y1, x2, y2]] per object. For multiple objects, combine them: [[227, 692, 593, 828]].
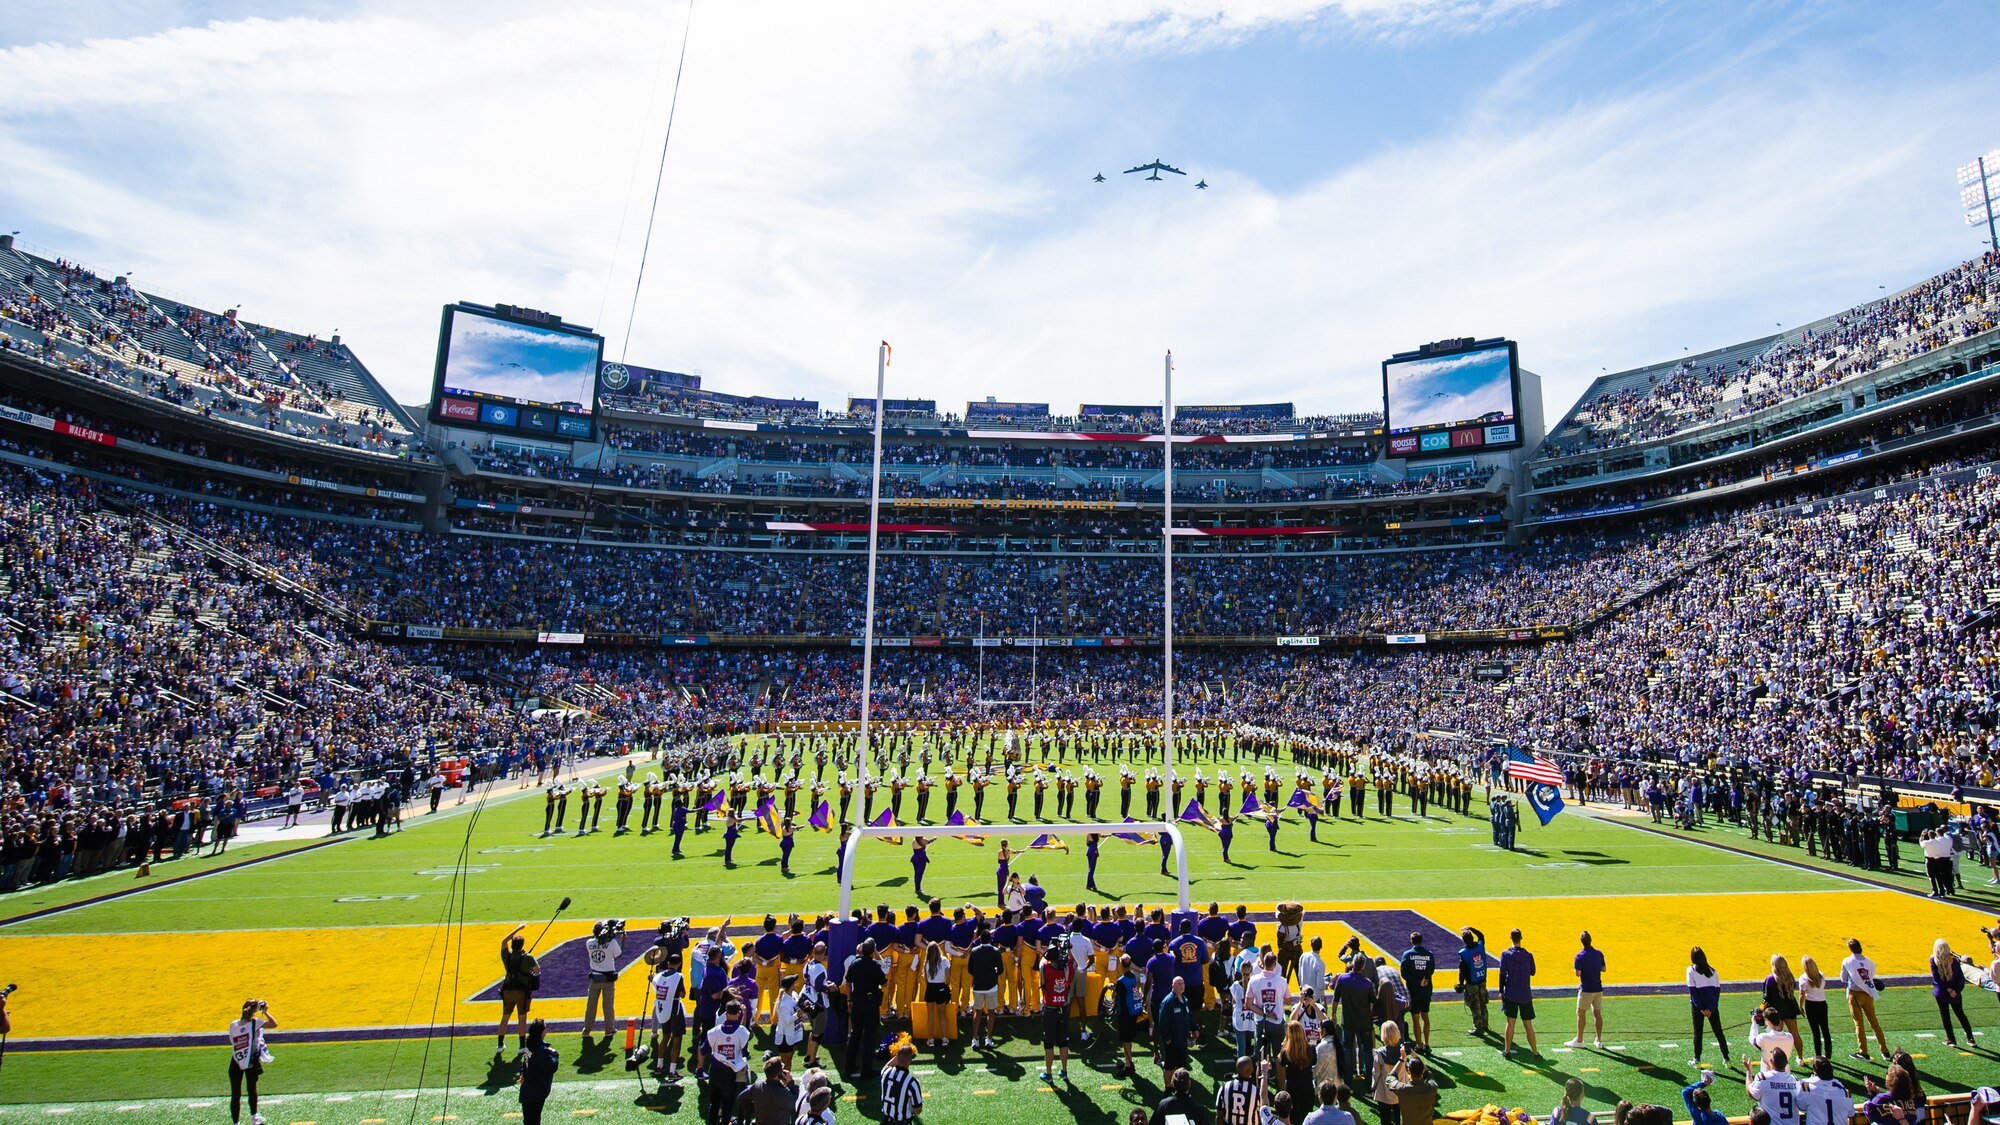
[[2, 889, 1982, 1040]]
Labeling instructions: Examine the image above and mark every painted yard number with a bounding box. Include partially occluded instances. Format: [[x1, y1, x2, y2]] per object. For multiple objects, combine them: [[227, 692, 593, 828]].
[[416, 864, 500, 880]]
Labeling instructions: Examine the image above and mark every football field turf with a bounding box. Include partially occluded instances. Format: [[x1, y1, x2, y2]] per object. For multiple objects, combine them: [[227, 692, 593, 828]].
[[2, 757, 1996, 1123]]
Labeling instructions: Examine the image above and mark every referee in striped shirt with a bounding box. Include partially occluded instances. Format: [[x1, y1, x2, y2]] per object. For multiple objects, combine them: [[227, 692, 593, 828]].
[[878, 1043, 923, 1125], [1217, 1055, 1263, 1125]]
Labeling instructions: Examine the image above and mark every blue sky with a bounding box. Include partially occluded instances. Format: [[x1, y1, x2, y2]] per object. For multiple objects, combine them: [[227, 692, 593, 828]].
[[2, 1, 1995, 421]]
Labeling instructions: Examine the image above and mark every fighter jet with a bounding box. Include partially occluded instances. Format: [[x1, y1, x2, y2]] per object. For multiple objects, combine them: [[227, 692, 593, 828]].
[[1093, 173, 1106, 183], [1195, 179, 1208, 190], [1123, 159, 1187, 181]]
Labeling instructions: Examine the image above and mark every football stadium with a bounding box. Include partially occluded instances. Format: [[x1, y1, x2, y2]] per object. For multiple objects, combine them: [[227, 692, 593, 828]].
[[3, 6, 2000, 1125]]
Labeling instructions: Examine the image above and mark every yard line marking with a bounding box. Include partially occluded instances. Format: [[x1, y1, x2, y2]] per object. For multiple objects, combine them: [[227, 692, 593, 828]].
[[1580, 1068, 1601, 1073], [1438, 1050, 1464, 1057], [1915, 1033, 1936, 1039], [326, 1097, 354, 1103], [1101, 1084, 1125, 1090], [1555, 1047, 1573, 1053], [44, 1111, 72, 1116], [972, 1090, 996, 1096], [1658, 1043, 1680, 1048], [432, 1117, 459, 1122]]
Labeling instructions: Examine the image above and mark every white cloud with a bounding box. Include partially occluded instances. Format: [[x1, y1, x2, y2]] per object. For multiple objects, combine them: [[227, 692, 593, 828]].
[[0, 0, 1988, 425]]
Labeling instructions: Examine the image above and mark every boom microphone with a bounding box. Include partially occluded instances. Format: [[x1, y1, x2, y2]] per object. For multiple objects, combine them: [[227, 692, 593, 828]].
[[528, 897, 574, 954]]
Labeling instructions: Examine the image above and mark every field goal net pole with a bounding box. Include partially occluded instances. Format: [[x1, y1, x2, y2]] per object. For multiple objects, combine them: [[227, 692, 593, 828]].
[[856, 342, 889, 794], [837, 821, 1191, 918]]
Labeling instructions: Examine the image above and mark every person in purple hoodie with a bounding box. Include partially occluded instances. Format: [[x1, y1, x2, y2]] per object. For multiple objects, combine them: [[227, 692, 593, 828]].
[[1498, 928, 1538, 1059]]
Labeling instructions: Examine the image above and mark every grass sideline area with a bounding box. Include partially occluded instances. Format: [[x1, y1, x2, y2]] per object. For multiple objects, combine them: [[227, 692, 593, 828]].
[[0, 748, 1993, 1121], [0, 991, 1993, 1121]]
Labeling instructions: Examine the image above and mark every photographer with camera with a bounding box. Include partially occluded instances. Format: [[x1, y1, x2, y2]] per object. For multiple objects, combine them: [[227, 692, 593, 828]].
[[227, 998, 278, 1125], [583, 919, 625, 1045], [1039, 934, 1078, 1084]]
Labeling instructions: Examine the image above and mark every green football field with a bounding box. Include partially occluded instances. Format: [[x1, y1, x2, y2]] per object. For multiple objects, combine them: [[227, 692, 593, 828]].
[[1, 750, 1995, 1125]]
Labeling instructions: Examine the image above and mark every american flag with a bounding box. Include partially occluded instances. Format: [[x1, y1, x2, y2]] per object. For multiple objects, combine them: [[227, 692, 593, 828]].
[[1504, 746, 1566, 786]]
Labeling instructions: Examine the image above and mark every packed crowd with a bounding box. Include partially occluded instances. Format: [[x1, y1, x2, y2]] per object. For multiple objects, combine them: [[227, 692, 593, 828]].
[[458, 442, 1487, 504], [606, 387, 1380, 437], [597, 428, 1381, 474], [455, 460, 2000, 796], [0, 464, 607, 887], [8, 423, 2000, 890], [1545, 252, 2000, 457], [189, 508, 1722, 636]]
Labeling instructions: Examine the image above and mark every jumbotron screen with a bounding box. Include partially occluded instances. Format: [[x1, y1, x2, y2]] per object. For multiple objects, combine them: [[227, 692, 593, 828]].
[[1381, 338, 1521, 458], [430, 303, 603, 441]]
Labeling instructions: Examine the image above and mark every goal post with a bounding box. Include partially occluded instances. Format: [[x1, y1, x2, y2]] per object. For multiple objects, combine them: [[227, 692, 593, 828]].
[[837, 820, 1191, 918]]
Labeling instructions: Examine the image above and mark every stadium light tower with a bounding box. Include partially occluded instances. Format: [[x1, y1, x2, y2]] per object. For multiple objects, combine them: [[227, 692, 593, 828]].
[[1961, 149, 2000, 255]]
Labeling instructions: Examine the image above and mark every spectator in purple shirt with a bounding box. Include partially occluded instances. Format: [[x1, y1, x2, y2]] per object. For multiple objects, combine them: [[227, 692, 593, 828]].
[[1498, 928, 1538, 1059], [1147, 945, 1182, 1016], [1567, 931, 1606, 1049]]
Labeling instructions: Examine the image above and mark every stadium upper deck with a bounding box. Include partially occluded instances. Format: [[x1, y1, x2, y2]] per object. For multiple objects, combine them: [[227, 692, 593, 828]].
[[0, 235, 424, 461], [1520, 250, 2000, 526], [1532, 252, 2000, 460], [10, 228, 2000, 560]]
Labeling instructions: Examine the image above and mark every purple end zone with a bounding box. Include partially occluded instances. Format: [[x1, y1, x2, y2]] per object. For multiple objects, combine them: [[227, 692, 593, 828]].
[[1312, 908, 1458, 956], [473, 921, 777, 1002]]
